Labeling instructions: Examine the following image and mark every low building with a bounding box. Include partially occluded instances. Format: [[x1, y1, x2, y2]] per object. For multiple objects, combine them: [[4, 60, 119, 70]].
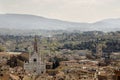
[[60, 60, 79, 66]]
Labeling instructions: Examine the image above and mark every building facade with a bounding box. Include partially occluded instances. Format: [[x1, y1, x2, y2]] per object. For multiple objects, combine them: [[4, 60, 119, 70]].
[[24, 36, 46, 75]]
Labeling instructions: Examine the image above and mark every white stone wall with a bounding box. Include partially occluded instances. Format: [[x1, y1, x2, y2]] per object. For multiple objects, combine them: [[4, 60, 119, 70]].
[[24, 52, 46, 75]]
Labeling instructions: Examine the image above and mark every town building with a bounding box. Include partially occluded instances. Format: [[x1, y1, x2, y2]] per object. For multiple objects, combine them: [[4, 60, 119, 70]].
[[24, 36, 46, 75]]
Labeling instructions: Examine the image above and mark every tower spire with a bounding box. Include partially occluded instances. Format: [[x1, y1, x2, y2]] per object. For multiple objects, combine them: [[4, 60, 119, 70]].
[[34, 35, 38, 53]]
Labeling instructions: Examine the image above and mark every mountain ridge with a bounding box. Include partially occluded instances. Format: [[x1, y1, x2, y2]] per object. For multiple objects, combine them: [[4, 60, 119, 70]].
[[0, 14, 120, 32]]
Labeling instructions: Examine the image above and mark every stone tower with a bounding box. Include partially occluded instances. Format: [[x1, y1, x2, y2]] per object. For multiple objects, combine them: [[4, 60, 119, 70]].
[[24, 36, 46, 75]]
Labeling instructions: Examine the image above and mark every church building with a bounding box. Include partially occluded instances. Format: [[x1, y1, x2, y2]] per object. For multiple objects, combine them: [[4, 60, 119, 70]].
[[24, 36, 46, 75]]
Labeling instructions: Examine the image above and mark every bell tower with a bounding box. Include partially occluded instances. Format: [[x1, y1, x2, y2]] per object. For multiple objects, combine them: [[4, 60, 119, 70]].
[[34, 35, 38, 53]]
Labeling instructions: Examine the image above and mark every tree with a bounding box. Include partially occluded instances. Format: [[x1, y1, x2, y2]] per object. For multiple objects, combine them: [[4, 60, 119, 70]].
[[0, 45, 5, 52]]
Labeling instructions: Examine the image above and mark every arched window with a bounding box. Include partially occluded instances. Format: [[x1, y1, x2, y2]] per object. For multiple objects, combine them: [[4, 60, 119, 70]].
[[33, 58, 37, 62]]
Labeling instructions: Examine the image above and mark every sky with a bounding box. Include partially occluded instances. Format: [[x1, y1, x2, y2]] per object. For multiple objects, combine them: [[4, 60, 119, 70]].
[[0, 0, 120, 22]]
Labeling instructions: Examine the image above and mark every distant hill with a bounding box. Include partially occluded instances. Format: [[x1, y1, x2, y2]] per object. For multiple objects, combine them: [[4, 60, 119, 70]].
[[0, 14, 89, 30], [0, 14, 120, 34]]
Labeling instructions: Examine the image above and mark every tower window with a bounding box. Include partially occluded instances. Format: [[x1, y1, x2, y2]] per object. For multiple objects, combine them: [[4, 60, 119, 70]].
[[34, 70, 36, 72], [33, 58, 37, 62]]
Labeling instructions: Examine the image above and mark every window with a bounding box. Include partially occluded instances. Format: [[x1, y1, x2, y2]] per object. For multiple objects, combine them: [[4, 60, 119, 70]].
[[34, 70, 36, 72], [41, 71, 43, 73], [33, 58, 37, 62]]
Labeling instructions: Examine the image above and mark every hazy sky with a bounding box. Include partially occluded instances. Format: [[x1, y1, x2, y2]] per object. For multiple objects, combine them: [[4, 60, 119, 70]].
[[0, 0, 120, 22]]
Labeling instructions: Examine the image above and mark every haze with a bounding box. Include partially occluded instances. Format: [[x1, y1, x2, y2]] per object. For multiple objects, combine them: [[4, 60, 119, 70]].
[[0, 0, 120, 22]]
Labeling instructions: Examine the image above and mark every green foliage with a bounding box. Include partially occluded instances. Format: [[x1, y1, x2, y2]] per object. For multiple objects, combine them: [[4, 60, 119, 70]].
[[0, 45, 5, 52], [62, 39, 120, 53], [0, 31, 119, 54]]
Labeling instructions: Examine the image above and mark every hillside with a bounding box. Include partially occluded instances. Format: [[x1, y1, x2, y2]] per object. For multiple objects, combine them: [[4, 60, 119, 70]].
[[0, 14, 120, 35]]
